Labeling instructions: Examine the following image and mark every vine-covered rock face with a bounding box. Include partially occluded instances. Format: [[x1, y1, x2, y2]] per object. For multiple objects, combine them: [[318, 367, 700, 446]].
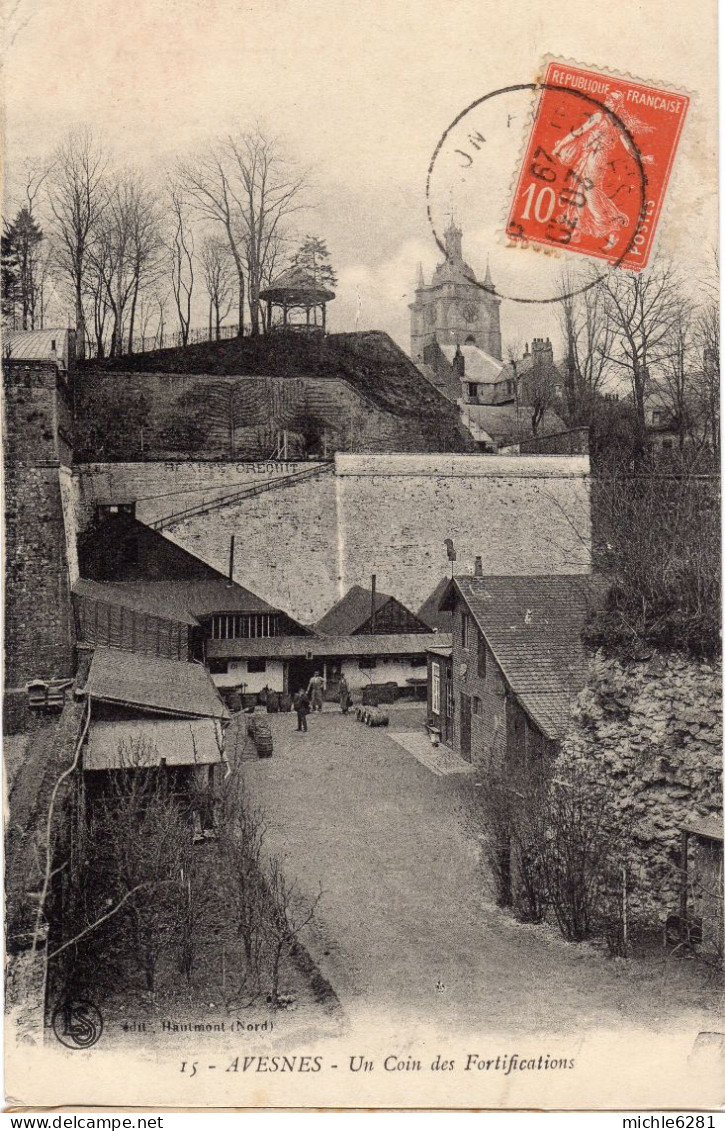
[[560, 649, 722, 925]]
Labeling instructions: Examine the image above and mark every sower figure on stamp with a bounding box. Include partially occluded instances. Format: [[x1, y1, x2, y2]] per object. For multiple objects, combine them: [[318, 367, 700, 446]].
[[293, 689, 310, 732], [307, 670, 325, 712]]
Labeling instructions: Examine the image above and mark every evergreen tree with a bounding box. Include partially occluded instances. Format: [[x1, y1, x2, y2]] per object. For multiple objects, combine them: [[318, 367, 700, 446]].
[[2, 207, 45, 329], [291, 236, 337, 290]]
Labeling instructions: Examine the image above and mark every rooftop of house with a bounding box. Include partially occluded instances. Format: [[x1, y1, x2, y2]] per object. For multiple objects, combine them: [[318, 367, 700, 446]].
[[79, 331, 475, 451], [462, 403, 566, 443], [440, 343, 504, 384], [77, 512, 311, 630], [206, 632, 450, 660], [5, 327, 74, 365], [441, 574, 603, 739], [83, 646, 230, 720], [73, 576, 294, 623], [314, 584, 431, 636], [417, 577, 454, 633]]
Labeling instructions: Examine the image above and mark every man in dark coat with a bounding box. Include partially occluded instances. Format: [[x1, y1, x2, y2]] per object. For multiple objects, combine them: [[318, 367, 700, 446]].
[[293, 689, 310, 732]]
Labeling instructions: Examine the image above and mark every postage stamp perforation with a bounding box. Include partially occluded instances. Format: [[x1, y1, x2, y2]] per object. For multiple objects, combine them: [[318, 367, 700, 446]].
[[504, 56, 691, 273]]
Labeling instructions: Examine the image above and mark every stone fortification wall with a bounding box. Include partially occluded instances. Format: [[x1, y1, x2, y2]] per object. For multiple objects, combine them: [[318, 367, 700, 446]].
[[77, 454, 591, 625], [561, 650, 722, 928]]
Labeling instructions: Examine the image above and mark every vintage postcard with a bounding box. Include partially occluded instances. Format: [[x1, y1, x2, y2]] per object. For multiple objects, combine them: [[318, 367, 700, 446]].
[[2, 0, 722, 1114]]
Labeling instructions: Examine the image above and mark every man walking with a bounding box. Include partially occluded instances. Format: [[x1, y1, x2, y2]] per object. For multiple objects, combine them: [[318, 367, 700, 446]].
[[293, 688, 310, 732], [306, 670, 325, 712]]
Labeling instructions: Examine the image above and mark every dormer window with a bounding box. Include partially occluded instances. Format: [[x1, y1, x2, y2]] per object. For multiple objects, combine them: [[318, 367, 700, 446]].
[[467, 383, 478, 399]]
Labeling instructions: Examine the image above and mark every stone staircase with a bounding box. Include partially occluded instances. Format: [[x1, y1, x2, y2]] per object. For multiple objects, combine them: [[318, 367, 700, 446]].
[[150, 461, 334, 531]]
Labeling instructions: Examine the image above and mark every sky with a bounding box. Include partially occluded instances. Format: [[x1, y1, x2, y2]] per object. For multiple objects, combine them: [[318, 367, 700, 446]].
[[3, 0, 718, 358]]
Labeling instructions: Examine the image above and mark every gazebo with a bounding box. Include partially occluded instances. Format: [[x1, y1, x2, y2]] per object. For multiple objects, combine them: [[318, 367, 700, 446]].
[[260, 266, 336, 333]]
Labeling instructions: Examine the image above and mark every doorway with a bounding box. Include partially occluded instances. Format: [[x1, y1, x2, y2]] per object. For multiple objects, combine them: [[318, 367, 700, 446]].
[[460, 693, 472, 762]]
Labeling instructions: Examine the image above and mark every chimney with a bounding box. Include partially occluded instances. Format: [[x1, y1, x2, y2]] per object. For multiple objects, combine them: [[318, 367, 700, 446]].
[[227, 535, 235, 586], [474, 556, 483, 577], [370, 574, 376, 633], [531, 337, 554, 364], [452, 343, 465, 379]]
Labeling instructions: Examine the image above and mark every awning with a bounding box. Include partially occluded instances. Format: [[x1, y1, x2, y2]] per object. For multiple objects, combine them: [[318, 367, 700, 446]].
[[84, 717, 224, 771]]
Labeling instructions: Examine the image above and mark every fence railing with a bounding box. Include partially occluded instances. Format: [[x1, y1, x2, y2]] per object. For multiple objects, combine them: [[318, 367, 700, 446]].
[[85, 323, 241, 360]]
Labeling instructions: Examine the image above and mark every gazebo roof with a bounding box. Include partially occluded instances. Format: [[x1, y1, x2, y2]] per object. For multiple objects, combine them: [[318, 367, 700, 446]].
[[260, 266, 335, 306]]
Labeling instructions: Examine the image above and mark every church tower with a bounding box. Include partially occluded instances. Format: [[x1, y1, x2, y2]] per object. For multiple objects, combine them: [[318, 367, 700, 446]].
[[409, 219, 502, 362]]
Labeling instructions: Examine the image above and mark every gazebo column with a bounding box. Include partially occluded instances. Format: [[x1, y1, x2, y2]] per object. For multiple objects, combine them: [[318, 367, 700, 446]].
[[322, 302, 326, 333], [267, 299, 272, 331], [283, 301, 288, 328]]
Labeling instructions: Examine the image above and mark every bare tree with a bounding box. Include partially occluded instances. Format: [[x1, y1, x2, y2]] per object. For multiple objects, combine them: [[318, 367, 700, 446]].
[[75, 742, 192, 995], [527, 357, 559, 436], [200, 236, 235, 340], [556, 265, 615, 427], [264, 857, 321, 1007], [48, 127, 108, 359], [178, 127, 307, 336], [166, 181, 195, 347], [216, 771, 268, 998], [692, 253, 720, 462], [597, 261, 683, 459], [659, 304, 700, 451], [88, 171, 163, 356]]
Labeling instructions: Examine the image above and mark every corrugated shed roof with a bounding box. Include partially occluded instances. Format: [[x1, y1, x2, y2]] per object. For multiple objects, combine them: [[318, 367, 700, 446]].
[[74, 577, 282, 620], [315, 585, 395, 635], [73, 578, 199, 626], [5, 328, 71, 363], [85, 717, 223, 770], [447, 575, 601, 739], [206, 632, 451, 660], [85, 646, 229, 719]]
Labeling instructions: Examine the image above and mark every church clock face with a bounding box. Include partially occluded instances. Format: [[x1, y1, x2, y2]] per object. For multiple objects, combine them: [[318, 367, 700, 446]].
[[462, 302, 478, 323]]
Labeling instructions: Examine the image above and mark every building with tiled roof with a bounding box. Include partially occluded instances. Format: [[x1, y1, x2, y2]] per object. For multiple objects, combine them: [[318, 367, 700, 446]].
[[314, 584, 432, 637], [428, 567, 601, 765]]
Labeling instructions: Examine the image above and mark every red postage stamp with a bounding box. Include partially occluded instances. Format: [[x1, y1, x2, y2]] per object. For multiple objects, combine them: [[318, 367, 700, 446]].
[[505, 60, 689, 271]]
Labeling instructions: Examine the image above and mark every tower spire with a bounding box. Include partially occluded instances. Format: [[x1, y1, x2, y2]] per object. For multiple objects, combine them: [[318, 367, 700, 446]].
[[416, 262, 425, 288], [443, 214, 463, 262]]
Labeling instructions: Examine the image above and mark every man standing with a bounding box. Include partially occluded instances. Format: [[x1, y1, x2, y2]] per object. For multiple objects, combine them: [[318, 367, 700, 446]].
[[306, 670, 325, 712], [293, 688, 310, 732], [338, 673, 350, 715]]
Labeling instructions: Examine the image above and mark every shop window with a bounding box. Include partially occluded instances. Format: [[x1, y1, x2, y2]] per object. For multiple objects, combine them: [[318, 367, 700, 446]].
[[359, 656, 378, 669], [247, 658, 267, 673]]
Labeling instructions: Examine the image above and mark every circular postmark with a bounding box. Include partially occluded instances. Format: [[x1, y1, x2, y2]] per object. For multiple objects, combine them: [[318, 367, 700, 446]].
[[426, 82, 648, 304], [51, 998, 103, 1050]]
